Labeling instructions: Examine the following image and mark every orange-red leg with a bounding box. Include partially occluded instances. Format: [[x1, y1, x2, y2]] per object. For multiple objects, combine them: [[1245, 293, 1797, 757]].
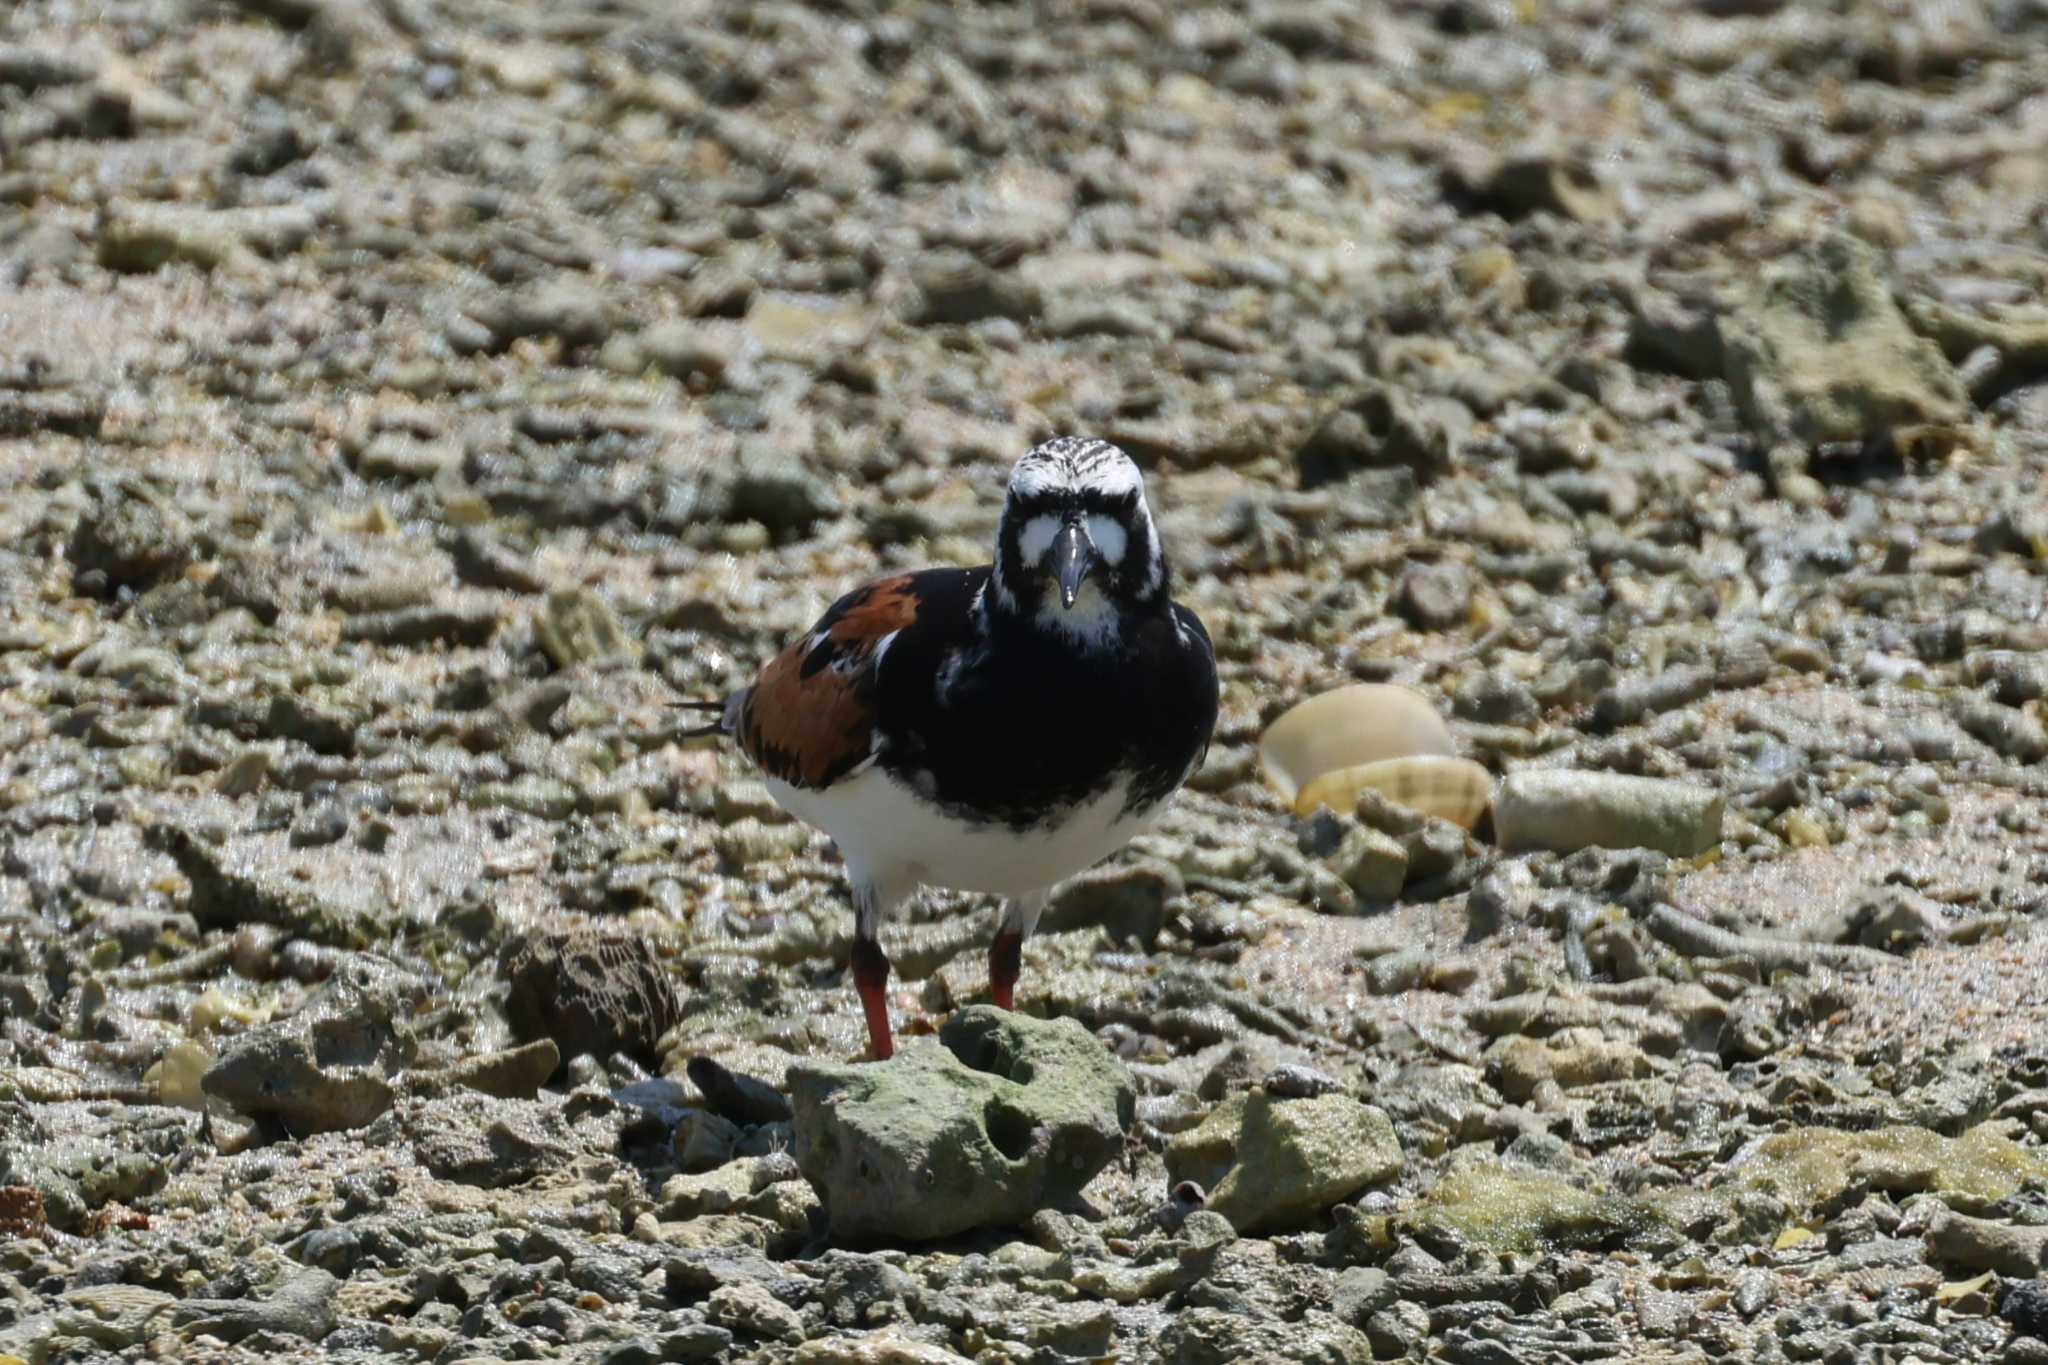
[[851, 935, 893, 1060], [990, 929, 1022, 1010]]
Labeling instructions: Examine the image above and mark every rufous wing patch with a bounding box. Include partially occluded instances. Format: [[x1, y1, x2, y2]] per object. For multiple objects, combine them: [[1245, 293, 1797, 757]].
[[735, 575, 921, 788]]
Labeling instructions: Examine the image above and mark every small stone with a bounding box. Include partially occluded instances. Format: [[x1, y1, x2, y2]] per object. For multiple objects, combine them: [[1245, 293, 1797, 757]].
[[1365, 1300, 1431, 1358], [728, 440, 841, 538], [909, 253, 1043, 325], [1365, 946, 1430, 995], [355, 432, 459, 480], [471, 775, 580, 820], [1591, 667, 1715, 731], [2005, 1279, 2048, 1340], [171, 1269, 338, 1343], [1394, 562, 1472, 632], [640, 319, 746, 384], [468, 282, 613, 352], [1296, 381, 1454, 487], [1328, 823, 1408, 904], [1954, 695, 2048, 764], [452, 530, 546, 593], [1465, 865, 1535, 940], [537, 587, 638, 668], [1040, 860, 1181, 947], [703, 1281, 804, 1343]]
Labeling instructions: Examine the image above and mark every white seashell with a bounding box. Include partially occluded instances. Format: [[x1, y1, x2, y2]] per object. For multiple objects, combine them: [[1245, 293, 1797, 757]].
[[1258, 683, 1455, 806]]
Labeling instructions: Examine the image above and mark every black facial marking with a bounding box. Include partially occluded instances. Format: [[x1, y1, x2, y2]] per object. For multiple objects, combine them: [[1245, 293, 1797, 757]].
[[992, 438, 1168, 617]]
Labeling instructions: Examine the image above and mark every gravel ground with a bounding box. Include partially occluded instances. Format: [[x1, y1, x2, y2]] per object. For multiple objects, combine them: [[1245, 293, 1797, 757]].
[[4, 1, 2048, 1362]]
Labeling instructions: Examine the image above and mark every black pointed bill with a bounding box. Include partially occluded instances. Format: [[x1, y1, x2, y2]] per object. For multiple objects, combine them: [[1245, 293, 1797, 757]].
[[1051, 520, 1097, 609]]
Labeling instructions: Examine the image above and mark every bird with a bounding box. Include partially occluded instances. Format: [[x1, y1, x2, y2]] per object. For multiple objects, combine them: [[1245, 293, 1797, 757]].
[[683, 436, 1219, 1060]]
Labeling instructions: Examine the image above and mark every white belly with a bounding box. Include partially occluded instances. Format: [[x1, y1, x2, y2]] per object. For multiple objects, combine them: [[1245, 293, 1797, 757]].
[[763, 768, 1161, 900]]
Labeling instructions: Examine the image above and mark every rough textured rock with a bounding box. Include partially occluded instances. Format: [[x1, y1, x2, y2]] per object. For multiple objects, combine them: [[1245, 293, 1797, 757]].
[[1296, 382, 1454, 487], [202, 958, 427, 1133], [503, 930, 684, 1070], [1158, 1307, 1373, 1364], [789, 1006, 1135, 1243], [1721, 233, 1969, 450], [1492, 771, 1724, 857], [1165, 1091, 1402, 1234]]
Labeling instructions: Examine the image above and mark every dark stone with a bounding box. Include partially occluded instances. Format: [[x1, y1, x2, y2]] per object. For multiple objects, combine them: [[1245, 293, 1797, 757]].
[[503, 930, 685, 1070]]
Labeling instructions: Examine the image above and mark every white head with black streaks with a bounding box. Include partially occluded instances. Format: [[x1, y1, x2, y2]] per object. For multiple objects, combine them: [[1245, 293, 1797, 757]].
[[990, 437, 1168, 644]]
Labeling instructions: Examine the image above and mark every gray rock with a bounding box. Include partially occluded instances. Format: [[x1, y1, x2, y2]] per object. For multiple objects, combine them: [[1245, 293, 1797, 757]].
[[1365, 1300, 1431, 1358], [203, 958, 427, 1133], [1164, 1091, 1403, 1234], [728, 439, 841, 537], [1465, 865, 1535, 941], [537, 586, 639, 668], [172, 1268, 338, 1343], [1328, 822, 1408, 904], [789, 1005, 1135, 1243], [1158, 1307, 1373, 1364], [688, 1055, 795, 1125], [1296, 381, 1455, 487], [397, 1091, 581, 1186], [703, 1280, 805, 1343], [1038, 859, 1182, 947], [1394, 562, 1473, 632]]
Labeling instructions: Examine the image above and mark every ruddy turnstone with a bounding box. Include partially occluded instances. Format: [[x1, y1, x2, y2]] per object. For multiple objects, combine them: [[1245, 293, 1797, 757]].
[[686, 436, 1218, 1059]]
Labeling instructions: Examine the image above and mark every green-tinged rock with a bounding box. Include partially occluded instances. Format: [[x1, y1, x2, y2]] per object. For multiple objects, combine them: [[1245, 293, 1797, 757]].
[[789, 1005, 1134, 1243], [1328, 824, 1407, 904], [1726, 1124, 2048, 1217], [55, 1285, 177, 1350], [470, 775, 580, 821], [1166, 1091, 1402, 1234], [1488, 1031, 1657, 1103], [1722, 232, 1968, 451], [1492, 770, 1723, 857], [1411, 1166, 1658, 1253], [537, 586, 638, 668]]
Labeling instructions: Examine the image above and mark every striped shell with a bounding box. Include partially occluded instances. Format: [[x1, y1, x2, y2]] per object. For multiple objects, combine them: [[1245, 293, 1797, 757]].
[[1296, 755, 1494, 829]]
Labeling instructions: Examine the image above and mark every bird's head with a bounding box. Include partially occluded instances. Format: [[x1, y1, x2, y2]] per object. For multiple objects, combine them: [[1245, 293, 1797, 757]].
[[991, 437, 1167, 640]]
